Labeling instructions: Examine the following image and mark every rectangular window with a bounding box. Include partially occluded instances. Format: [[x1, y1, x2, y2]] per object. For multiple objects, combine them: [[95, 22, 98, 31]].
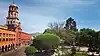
[[14, 35, 15, 37], [12, 34, 13, 37], [8, 21, 9, 24], [6, 38, 8, 41], [0, 33, 2, 36], [11, 34, 12, 37], [9, 34, 11, 37], [9, 38, 10, 41], [11, 21, 12, 24], [3, 33, 5, 37], [0, 38, 1, 41], [6, 34, 8, 37], [11, 39, 13, 41], [3, 38, 5, 41]]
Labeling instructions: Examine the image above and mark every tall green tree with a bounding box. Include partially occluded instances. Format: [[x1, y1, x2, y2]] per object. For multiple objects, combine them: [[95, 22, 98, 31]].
[[64, 17, 77, 45], [64, 17, 77, 31]]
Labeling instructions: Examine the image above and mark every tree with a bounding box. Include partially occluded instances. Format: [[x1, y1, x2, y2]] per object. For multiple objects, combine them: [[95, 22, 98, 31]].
[[43, 28, 55, 34], [77, 28, 96, 46], [32, 33, 60, 51], [44, 22, 65, 37], [43, 18, 77, 46], [64, 17, 77, 31], [95, 31, 100, 48], [75, 28, 100, 52], [64, 17, 77, 46]]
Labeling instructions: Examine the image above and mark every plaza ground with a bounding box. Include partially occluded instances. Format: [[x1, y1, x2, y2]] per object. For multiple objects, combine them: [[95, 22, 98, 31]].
[[0, 46, 26, 56]]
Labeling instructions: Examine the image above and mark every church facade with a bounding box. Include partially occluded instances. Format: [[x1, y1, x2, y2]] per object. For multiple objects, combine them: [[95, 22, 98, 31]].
[[0, 1, 32, 52]]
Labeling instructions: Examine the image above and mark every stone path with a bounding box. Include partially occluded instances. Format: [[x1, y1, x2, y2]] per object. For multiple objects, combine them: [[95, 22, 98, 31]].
[[0, 46, 26, 56]]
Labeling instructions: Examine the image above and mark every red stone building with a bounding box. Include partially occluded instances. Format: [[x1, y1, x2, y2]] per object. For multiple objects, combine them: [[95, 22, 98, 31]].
[[0, 1, 32, 52]]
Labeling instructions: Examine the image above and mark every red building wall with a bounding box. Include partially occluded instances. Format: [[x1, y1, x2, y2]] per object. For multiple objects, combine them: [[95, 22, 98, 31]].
[[21, 32, 32, 45], [0, 25, 32, 50]]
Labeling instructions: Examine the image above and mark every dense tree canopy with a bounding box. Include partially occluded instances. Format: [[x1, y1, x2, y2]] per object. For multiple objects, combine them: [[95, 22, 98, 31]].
[[43, 18, 100, 49], [76, 28, 100, 47]]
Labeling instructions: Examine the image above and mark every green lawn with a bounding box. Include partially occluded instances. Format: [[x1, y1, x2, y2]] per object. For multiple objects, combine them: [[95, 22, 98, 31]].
[[74, 52, 88, 56]]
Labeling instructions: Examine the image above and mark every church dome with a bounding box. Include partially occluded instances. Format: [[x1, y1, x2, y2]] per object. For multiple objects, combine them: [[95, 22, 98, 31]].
[[9, 0, 18, 9], [10, 3, 17, 7], [9, 3, 18, 9]]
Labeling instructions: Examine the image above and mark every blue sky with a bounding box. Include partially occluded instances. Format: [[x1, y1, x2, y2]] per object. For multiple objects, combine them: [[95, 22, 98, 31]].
[[0, 0, 100, 33]]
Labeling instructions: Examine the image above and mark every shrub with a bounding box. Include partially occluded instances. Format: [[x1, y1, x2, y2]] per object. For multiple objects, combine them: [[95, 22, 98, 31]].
[[25, 46, 37, 55], [32, 33, 60, 50]]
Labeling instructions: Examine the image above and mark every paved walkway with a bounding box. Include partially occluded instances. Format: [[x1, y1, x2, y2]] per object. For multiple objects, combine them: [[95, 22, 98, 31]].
[[0, 46, 26, 56]]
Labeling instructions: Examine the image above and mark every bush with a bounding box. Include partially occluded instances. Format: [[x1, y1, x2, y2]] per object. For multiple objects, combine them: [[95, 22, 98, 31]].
[[25, 46, 37, 55], [32, 33, 60, 50]]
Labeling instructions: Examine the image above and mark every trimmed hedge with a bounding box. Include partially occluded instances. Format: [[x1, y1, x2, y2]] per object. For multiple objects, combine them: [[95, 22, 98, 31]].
[[33, 33, 60, 50]]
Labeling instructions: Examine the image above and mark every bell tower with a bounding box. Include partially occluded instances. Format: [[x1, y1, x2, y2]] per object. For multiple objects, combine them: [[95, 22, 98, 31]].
[[6, 0, 20, 31]]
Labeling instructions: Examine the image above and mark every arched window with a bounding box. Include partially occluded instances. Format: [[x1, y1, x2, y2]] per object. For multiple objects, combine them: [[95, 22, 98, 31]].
[[14, 13, 16, 17], [11, 21, 12, 24], [12, 7, 14, 11], [13, 21, 15, 23], [8, 21, 9, 24], [6, 38, 8, 41], [10, 12, 13, 17], [9, 7, 13, 10], [14, 8, 16, 10]]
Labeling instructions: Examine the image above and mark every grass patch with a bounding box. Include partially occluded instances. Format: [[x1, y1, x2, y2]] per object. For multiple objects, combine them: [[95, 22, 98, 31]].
[[74, 52, 88, 56]]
